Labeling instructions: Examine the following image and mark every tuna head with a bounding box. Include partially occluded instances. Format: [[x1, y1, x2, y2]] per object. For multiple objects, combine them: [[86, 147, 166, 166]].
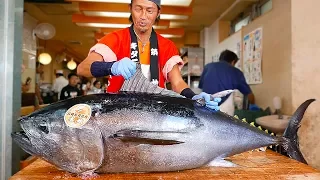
[[12, 103, 104, 174]]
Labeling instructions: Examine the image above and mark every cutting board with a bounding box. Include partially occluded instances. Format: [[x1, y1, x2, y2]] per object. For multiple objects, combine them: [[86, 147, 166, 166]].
[[10, 150, 320, 180]]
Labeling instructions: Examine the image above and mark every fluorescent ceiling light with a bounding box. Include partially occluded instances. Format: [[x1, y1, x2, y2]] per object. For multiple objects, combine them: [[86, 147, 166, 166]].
[[83, 11, 189, 20], [76, 22, 167, 29], [68, 0, 192, 6]]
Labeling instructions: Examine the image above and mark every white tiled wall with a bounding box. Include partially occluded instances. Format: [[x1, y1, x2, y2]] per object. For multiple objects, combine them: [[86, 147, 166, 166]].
[[23, 12, 38, 55]]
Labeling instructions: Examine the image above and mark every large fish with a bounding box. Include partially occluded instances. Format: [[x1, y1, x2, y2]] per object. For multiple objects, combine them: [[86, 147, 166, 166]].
[[12, 66, 314, 176]]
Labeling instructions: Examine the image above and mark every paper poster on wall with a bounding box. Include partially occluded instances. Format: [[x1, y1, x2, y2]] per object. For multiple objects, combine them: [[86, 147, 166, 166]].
[[243, 27, 263, 84], [212, 54, 219, 62]]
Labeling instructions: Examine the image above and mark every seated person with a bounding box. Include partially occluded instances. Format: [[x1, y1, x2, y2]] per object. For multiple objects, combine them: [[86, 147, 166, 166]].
[[60, 73, 81, 100]]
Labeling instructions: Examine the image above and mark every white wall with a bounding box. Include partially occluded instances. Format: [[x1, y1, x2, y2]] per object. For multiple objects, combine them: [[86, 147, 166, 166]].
[[201, 0, 293, 115], [291, 0, 320, 170], [201, 21, 241, 65]]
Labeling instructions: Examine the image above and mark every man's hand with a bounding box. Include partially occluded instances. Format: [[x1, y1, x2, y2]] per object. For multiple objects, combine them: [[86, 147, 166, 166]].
[[111, 57, 136, 80], [192, 92, 221, 111]]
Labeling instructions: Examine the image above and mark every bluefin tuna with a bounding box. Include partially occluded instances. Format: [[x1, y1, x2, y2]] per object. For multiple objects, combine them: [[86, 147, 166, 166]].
[[12, 66, 314, 176]]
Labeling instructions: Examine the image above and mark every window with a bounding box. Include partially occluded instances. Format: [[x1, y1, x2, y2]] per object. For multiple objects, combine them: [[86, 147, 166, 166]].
[[234, 16, 250, 32], [261, 0, 272, 15], [229, 0, 273, 36]]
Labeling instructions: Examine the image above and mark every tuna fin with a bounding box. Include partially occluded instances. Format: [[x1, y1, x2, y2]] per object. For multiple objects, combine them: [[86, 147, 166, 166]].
[[120, 64, 185, 98], [110, 129, 185, 145], [282, 99, 316, 164], [206, 158, 238, 167], [218, 91, 235, 116]]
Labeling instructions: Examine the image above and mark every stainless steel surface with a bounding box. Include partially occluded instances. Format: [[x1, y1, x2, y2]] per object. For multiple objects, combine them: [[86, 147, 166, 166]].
[[0, 0, 24, 179]]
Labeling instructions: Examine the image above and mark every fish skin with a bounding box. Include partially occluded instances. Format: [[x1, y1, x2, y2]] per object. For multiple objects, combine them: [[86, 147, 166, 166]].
[[11, 65, 315, 175], [12, 92, 314, 175]]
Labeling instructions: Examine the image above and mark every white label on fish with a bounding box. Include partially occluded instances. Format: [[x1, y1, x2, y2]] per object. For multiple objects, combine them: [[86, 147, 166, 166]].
[[64, 104, 92, 128]]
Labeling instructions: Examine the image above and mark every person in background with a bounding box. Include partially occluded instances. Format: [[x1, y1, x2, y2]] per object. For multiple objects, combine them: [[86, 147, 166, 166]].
[[60, 73, 81, 100], [52, 70, 68, 100], [77, 0, 221, 110], [21, 77, 32, 93], [93, 80, 102, 90], [87, 80, 103, 95], [35, 62, 44, 107], [82, 80, 92, 95], [199, 49, 255, 104]]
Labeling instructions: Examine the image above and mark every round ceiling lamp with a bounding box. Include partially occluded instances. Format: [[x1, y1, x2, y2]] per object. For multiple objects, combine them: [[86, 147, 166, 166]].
[[38, 52, 52, 65], [67, 58, 77, 70]]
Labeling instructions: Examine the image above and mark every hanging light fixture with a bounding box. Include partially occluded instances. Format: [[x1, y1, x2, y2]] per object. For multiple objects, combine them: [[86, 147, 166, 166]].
[[38, 52, 52, 65], [67, 58, 77, 70]]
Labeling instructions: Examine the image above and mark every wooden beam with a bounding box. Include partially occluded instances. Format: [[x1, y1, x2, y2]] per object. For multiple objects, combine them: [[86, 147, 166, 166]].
[[218, 21, 231, 43], [72, 14, 170, 26], [100, 27, 185, 35], [78, 2, 192, 16]]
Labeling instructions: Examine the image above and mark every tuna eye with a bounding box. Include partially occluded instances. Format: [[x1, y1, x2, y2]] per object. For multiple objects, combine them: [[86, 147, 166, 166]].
[[38, 124, 49, 134]]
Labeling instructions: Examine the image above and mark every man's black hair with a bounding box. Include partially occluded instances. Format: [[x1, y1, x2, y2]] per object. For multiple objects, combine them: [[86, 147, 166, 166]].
[[219, 50, 239, 63], [68, 73, 78, 79], [93, 80, 100, 86], [36, 61, 43, 67]]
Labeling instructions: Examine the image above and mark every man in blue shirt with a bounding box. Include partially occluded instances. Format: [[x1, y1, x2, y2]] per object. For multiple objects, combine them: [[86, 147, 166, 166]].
[[199, 49, 255, 104]]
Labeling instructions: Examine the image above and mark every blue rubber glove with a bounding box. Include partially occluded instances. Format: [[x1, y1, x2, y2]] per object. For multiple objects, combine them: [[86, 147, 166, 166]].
[[111, 57, 136, 80], [192, 92, 222, 111]]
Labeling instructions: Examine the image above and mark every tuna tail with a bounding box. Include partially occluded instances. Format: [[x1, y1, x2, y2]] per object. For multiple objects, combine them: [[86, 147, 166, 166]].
[[282, 99, 316, 164]]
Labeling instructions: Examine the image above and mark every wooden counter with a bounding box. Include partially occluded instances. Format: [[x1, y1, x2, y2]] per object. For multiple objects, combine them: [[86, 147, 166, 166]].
[[10, 150, 320, 180]]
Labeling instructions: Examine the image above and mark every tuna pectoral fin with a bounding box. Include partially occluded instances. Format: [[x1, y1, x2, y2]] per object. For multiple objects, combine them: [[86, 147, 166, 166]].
[[120, 64, 184, 98], [110, 129, 185, 145], [283, 99, 316, 164]]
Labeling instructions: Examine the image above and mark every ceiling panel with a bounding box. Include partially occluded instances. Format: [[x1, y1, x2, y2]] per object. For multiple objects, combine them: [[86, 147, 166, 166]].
[[24, 0, 237, 60]]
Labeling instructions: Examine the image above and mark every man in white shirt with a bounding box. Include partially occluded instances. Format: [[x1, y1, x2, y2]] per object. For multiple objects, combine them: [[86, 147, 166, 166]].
[[52, 70, 68, 100]]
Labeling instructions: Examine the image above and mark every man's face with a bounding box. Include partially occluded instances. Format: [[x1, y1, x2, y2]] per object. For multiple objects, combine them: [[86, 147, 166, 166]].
[[130, 0, 160, 33], [69, 76, 79, 87]]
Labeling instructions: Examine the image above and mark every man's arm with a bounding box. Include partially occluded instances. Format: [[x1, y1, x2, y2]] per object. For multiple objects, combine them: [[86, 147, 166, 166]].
[[77, 52, 136, 80], [168, 65, 221, 110], [168, 65, 189, 94], [77, 52, 104, 78], [238, 72, 255, 104], [248, 93, 255, 104]]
